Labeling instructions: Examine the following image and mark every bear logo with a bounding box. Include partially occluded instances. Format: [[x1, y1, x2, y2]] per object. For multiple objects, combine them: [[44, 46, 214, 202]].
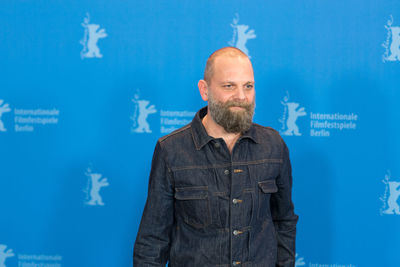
[[80, 13, 107, 59], [228, 14, 256, 58]]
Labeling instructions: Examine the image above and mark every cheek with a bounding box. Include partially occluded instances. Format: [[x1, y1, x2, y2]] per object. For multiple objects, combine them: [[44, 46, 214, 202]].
[[216, 92, 234, 102], [246, 91, 255, 102]]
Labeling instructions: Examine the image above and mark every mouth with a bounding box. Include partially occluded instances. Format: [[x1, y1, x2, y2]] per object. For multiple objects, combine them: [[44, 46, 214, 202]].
[[229, 105, 246, 109]]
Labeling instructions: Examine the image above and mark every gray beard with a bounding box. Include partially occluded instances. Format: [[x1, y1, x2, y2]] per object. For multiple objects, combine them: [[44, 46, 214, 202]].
[[208, 95, 255, 133]]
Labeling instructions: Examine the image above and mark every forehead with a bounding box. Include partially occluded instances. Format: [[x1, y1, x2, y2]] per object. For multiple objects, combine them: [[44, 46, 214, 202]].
[[212, 55, 254, 81]]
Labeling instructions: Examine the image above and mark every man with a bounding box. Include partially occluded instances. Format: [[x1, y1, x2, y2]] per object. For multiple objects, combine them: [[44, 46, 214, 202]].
[[134, 47, 298, 267]]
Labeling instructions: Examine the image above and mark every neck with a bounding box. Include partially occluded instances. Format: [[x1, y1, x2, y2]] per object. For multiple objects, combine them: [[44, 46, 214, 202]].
[[202, 113, 241, 153]]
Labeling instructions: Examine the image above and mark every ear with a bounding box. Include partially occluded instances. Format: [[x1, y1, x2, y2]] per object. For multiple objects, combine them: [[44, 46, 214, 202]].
[[198, 80, 209, 101]]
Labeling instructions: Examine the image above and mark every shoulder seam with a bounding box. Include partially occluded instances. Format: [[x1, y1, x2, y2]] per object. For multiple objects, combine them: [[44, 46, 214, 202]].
[[159, 124, 191, 143]]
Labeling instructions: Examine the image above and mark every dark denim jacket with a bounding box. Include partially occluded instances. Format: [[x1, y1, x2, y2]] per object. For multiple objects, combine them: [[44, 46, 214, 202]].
[[134, 107, 298, 267]]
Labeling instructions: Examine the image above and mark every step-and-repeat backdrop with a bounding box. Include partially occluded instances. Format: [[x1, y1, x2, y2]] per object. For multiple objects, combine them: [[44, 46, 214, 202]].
[[1, 1, 399, 266]]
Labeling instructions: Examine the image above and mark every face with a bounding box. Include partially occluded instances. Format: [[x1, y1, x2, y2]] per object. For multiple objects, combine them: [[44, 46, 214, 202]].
[[201, 55, 255, 133]]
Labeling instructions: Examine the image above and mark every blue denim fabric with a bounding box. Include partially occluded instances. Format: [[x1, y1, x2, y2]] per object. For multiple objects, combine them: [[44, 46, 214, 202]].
[[134, 107, 298, 267]]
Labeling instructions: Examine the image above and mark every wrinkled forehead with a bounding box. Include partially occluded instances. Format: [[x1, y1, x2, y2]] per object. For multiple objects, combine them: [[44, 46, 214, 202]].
[[212, 55, 254, 80], [204, 47, 254, 84], [213, 54, 253, 68]]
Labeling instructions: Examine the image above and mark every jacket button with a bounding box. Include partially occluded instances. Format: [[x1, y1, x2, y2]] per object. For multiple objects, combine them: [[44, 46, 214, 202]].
[[224, 169, 230, 175], [232, 261, 241, 266], [233, 230, 243, 235], [232, 198, 239, 204], [214, 142, 220, 148]]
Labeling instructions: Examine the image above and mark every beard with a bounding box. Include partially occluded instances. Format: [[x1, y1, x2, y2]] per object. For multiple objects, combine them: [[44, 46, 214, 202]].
[[208, 93, 255, 134]]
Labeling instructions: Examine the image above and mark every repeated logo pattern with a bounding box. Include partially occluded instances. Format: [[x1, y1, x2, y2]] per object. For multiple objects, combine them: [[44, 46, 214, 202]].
[[2, 7, 399, 267], [383, 15, 400, 62], [0, 100, 11, 132], [80, 13, 107, 59], [380, 170, 400, 215], [0, 244, 14, 267], [279, 92, 307, 136], [131, 92, 157, 133], [228, 13, 256, 58], [295, 253, 305, 266], [84, 167, 109, 206]]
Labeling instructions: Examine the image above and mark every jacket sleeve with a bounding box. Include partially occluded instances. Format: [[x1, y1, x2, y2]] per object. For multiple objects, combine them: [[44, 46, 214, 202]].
[[133, 141, 174, 267], [271, 140, 299, 267]]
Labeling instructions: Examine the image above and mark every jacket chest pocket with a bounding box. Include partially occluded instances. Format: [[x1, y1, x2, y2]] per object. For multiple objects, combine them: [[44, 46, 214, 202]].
[[174, 186, 211, 229], [257, 179, 278, 219]]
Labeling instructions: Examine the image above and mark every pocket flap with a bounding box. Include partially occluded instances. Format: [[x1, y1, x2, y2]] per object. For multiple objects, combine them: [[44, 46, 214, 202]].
[[174, 186, 208, 200], [258, 180, 278, 193]]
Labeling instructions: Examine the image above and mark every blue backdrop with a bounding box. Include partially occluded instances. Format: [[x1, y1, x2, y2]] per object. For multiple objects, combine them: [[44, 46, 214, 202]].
[[1, 1, 399, 266]]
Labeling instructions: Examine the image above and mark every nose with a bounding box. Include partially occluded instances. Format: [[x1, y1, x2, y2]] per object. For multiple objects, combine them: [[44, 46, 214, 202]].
[[235, 87, 246, 101]]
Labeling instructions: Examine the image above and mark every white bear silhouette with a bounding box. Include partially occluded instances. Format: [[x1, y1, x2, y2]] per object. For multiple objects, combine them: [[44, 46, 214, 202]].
[[229, 14, 256, 58], [86, 172, 109, 206], [295, 253, 305, 266], [82, 24, 107, 58], [80, 13, 107, 59], [0, 100, 11, 132], [387, 27, 400, 61], [132, 99, 157, 133], [282, 102, 306, 136], [234, 24, 256, 57], [0, 244, 14, 267], [383, 180, 400, 214]]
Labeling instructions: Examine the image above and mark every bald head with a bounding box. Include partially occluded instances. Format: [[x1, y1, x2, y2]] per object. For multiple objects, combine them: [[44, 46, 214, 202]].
[[204, 47, 251, 85]]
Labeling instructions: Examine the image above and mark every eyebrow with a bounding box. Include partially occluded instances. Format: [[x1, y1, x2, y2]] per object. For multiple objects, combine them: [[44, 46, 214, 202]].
[[220, 81, 255, 84]]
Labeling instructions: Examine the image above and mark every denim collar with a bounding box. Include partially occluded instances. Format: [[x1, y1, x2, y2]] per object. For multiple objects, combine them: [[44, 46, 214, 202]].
[[191, 106, 261, 150]]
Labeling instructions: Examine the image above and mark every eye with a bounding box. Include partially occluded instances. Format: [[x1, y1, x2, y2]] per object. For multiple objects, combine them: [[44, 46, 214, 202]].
[[245, 84, 254, 90]]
